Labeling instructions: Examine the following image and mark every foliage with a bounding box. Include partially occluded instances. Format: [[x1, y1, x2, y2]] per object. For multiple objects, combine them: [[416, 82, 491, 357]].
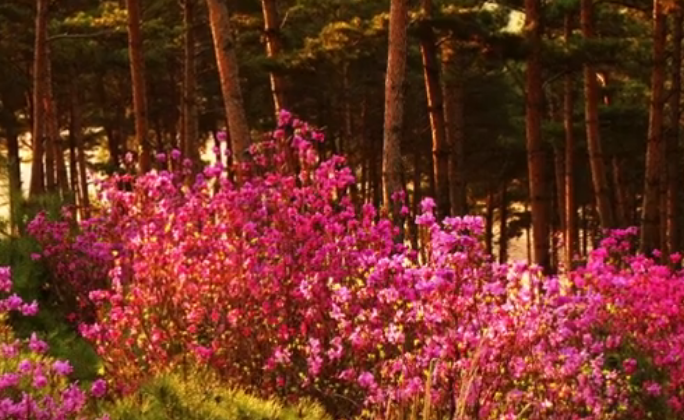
[[0, 266, 108, 420], [0, 207, 101, 383], [106, 368, 331, 420]]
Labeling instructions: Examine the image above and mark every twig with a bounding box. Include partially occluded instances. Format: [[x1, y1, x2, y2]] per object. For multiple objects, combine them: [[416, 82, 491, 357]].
[[48, 30, 117, 42]]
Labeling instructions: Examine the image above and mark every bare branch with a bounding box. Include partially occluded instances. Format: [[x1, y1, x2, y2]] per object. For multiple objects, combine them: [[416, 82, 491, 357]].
[[47, 30, 117, 42]]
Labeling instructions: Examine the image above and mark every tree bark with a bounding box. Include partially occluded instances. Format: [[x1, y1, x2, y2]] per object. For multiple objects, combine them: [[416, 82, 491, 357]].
[[126, 0, 151, 173], [206, 0, 252, 165], [419, 0, 449, 218], [666, 9, 682, 256], [563, 14, 579, 268], [525, 0, 552, 272], [261, 0, 288, 116], [30, 0, 48, 198], [70, 83, 90, 218], [499, 182, 509, 263], [554, 145, 565, 267], [485, 189, 494, 255], [6, 126, 21, 234], [441, 40, 467, 216], [181, 0, 200, 167], [382, 0, 408, 219], [563, 15, 577, 265], [641, 0, 667, 254], [611, 156, 628, 226], [45, 51, 69, 197], [581, 0, 614, 230]]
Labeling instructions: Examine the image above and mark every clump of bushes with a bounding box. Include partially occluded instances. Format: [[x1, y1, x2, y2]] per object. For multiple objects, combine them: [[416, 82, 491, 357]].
[[26, 112, 684, 419], [0, 266, 108, 420]]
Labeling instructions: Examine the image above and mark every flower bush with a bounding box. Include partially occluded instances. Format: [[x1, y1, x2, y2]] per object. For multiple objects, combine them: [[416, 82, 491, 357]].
[[27, 111, 684, 419], [0, 266, 108, 420]]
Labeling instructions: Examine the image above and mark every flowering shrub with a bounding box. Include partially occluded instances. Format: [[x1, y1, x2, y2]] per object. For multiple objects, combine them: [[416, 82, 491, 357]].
[[0, 266, 108, 420], [571, 229, 684, 417], [28, 112, 684, 419]]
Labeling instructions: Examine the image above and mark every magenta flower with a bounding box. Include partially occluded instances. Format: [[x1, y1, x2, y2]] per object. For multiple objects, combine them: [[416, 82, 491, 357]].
[[53, 360, 74, 376], [90, 379, 107, 398]]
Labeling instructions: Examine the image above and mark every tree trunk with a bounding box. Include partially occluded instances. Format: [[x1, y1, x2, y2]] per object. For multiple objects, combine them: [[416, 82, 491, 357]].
[[44, 77, 55, 194], [525, 201, 532, 262], [419, 0, 449, 218], [382, 0, 408, 220], [44, 54, 69, 197], [499, 182, 508, 263], [581, 0, 614, 230], [554, 145, 565, 267], [641, 0, 667, 254], [30, 0, 48, 198], [206, 0, 252, 165], [181, 0, 200, 167], [411, 150, 421, 249], [71, 84, 90, 218], [68, 122, 78, 194], [6, 126, 22, 234], [525, 0, 552, 272], [667, 9, 682, 256], [611, 156, 628, 226], [485, 189, 494, 255], [126, 0, 151, 173], [261, 0, 288, 116], [563, 15, 577, 265], [442, 40, 467, 216]]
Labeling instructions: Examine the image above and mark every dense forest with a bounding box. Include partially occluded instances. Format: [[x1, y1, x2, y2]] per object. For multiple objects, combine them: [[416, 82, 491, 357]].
[[0, 0, 679, 272], [2, 0, 684, 419]]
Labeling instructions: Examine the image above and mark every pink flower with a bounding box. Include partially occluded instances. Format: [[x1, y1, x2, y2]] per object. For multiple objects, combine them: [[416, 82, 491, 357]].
[[644, 381, 661, 396], [28, 333, 48, 354], [358, 371, 376, 389], [90, 379, 107, 398], [53, 360, 73, 376]]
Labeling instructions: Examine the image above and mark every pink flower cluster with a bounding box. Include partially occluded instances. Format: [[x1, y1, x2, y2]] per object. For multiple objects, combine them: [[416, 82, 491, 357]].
[[28, 112, 684, 419], [0, 267, 108, 420]]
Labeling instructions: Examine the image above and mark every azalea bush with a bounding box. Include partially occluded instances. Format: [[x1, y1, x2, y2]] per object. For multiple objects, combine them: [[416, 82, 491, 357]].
[[28, 112, 684, 419], [0, 266, 108, 420]]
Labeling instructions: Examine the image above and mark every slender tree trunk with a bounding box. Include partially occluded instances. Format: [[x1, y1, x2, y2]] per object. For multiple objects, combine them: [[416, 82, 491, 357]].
[[611, 157, 628, 226], [382, 0, 408, 220], [419, 0, 449, 218], [30, 0, 48, 198], [411, 150, 421, 249], [525, 0, 552, 272], [581, 204, 588, 256], [525, 200, 532, 262], [68, 123, 78, 194], [181, 0, 200, 167], [485, 189, 494, 255], [641, 0, 667, 254], [45, 54, 68, 197], [71, 84, 90, 218], [126, 0, 151, 172], [667, 9, 682, 256], [563, 15, 577, 265], [442, 41, 467, 216], [261, 0, 288, 116], [206, 0, 252, 165], [581, 0, 614, 230], [600, 73, 628, 230], [499, 182, 508, 263], [554, 145, 565, 267], [44, 79, 55, 194], [6, 126, 21, 234]]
